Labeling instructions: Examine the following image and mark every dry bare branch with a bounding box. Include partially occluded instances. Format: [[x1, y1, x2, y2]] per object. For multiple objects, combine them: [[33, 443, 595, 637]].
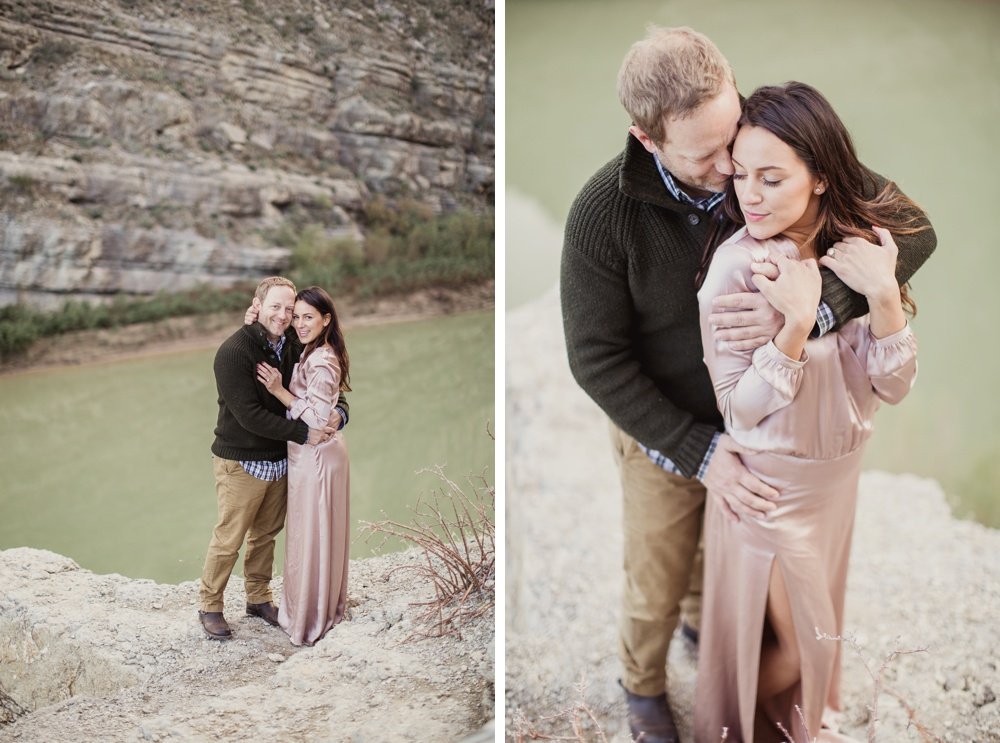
[[360, 459, 494, 641], [510, 676, 608, 743], [816, 629, 938, 742]]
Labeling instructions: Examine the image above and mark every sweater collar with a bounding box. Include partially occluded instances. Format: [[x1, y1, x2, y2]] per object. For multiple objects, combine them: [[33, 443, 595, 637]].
[[620, 134, 720, 213], [243, 323, 300, 358]]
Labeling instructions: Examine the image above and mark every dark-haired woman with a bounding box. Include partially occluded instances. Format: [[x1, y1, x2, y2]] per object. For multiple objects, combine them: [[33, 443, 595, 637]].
[[692, 82, 932, 742], [257, 286, 351, 646]]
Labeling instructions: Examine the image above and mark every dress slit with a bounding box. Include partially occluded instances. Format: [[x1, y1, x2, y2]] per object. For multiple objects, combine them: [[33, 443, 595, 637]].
[[737, 549, 773, 740], [694, 448, 864, 742]]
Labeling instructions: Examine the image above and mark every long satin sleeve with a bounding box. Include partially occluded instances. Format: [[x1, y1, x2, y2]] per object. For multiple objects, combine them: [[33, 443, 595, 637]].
[[698, 243, 807, 433], [839, 319, 918, 406], [288, 350, 342, 430]]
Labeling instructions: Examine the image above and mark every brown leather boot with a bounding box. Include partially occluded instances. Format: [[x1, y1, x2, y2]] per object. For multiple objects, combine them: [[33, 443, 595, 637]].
[[198, 611, 232, 640], [620, 681, 679, 743], [246, 601, 280, 627]]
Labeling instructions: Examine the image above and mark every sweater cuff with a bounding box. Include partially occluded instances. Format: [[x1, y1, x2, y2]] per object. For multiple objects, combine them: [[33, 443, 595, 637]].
[[671, 423, 719, 479], [290, 419, 309, 445]]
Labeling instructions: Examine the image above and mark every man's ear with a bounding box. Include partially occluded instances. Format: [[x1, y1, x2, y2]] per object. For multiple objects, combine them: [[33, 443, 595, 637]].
[[252, 297, 262, 310], [628, 124, 660, 155]]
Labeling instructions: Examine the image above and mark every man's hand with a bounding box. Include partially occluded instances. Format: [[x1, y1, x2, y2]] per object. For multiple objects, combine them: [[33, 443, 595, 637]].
[[304, 411, 343, 446], [709, 287, 784, 352], [702, 434, 779, 521], [317, 409, 342, 443]]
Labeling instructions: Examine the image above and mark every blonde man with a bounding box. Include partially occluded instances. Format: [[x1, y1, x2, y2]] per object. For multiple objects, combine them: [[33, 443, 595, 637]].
[[561, 27, 934, 741]]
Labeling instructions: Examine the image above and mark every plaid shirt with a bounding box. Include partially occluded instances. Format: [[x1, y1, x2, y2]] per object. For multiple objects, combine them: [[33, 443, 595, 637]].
[[814, 302, 835, 337], [240, 458, 288, 481], [241, 335, 289, 481], [640, 433, 719, 481], [653, 153, 726, 212]]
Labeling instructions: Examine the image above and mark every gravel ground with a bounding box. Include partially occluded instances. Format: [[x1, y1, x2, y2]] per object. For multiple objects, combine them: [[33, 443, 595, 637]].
[[505, 288, 1000, 742], [0, 546, 493, 742]]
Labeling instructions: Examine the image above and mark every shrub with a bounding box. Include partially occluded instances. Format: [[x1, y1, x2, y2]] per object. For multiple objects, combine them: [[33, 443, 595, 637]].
[[361, 450, 495, 641], [32, 39, 77, 68], [0, 315, 40, 360], [285, 202, 493, 297], [0, 284, 255, 362], [6, 175, 35, 194], [288, 225, 364, 293]]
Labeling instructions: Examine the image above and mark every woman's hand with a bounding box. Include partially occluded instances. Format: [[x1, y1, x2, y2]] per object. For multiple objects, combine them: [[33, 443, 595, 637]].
[[751, 254, 821, 332], [821, 226, 906, 338], [244, 299, 260, 326], [751, 254, 821, 361], [819, 226, 901, 306], [256, 362, 283, 395]]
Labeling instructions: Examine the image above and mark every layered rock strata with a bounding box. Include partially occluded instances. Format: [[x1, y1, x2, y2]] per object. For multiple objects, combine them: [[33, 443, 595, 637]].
[[0, 0, 494, 307]]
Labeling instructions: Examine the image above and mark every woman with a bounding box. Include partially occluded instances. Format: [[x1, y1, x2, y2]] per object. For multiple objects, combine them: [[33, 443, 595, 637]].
[[692, 82, 929, 742], [256, 286, 351, 646]]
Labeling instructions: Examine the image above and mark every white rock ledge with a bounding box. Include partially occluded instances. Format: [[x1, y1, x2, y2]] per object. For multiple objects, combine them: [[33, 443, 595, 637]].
[[0, 546, 493, 742]]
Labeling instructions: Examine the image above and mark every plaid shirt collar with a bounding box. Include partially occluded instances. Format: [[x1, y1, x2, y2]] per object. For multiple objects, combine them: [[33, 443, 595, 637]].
[[268, 333, 286, 361], [652, 153, 726, 212]]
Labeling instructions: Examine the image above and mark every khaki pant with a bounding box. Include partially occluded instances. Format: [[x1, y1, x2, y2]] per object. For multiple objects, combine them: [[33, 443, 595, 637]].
[[199, 457, 287, 612], [610, 422, 706, 697]]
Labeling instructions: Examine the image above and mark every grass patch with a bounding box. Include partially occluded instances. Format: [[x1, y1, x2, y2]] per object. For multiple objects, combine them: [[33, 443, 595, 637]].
[[0, 284, 254, 362], [288, 199, 494, 297]]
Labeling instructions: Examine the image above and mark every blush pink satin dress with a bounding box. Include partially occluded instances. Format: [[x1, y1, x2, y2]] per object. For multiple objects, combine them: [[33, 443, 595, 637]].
[[692, 227, 918, 742], [278, 345, 350, 647]]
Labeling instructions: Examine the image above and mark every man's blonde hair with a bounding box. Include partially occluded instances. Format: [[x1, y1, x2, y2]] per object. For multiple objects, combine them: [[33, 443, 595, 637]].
[[254, 276, 296, 302], [617, 26, 736, 146]]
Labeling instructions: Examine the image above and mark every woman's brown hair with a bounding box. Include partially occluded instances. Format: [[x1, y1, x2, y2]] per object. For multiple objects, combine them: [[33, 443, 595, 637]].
[[698, 81, 928, 315], [296, 286, 351, 392]]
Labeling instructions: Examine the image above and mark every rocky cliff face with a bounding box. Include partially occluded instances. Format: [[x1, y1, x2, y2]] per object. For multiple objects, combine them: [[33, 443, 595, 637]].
[[0, 0, 494, 307]]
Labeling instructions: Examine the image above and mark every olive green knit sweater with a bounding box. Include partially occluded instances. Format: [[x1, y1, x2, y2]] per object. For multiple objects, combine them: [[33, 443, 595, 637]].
[[560, 135, 936, 477]]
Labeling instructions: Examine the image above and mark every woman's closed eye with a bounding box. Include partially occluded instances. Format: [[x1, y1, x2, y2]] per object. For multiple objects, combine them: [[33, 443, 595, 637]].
[[733, 173, 781, 187]]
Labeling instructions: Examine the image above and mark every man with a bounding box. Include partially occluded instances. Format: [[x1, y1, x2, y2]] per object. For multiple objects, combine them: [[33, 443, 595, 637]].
[[560, 27, 936, 742], [198, 276, 349, 640]]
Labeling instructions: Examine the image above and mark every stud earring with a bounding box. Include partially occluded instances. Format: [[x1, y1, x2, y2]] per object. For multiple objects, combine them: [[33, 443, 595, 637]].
[[814, 187, 823, 194]]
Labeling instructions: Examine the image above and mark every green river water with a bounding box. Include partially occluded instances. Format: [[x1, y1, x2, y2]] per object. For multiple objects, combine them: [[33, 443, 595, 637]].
[[507, 0, 1000, 525], [0, 311, 494, 583]]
